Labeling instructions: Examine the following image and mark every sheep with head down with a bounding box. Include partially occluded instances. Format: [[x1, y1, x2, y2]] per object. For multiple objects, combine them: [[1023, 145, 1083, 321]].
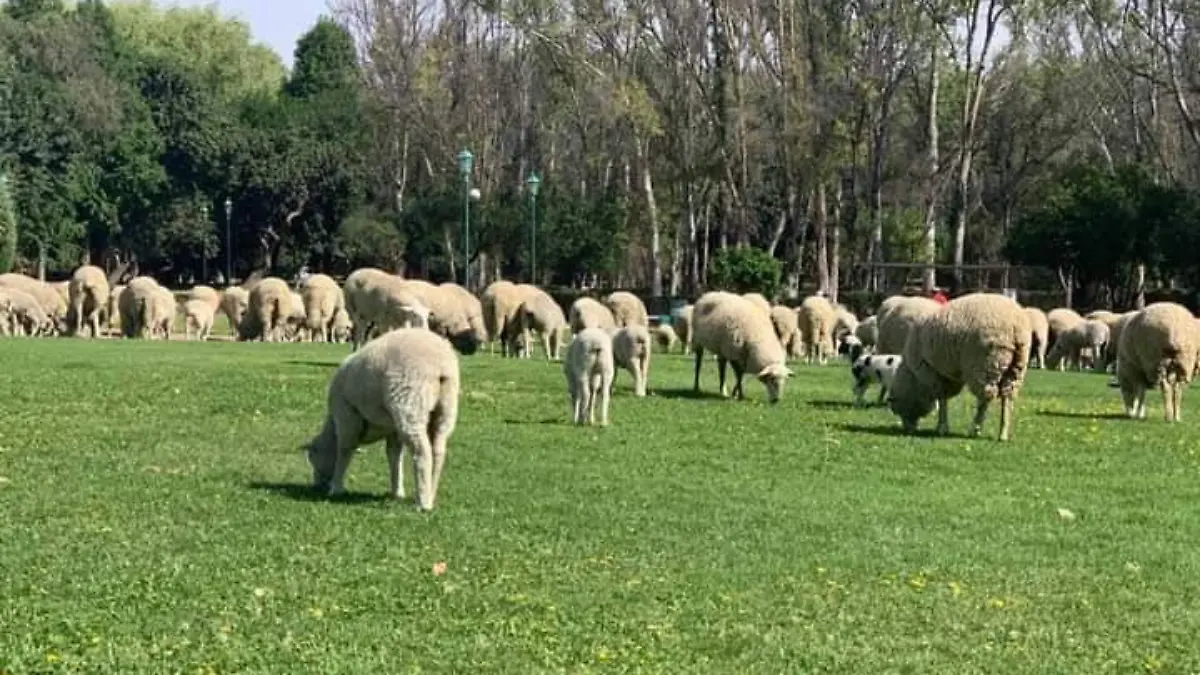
[[612, 324, 652, 396], [284, 289, 308, 341], [1116, 302, 1200, 422], [604, 291, 649, 328], [888, 293, 1031, 441], [875, 295, 941, 354], [741, 292, 772, 317], [439, 282, 488, 346], [300, 273, 346, 342], [481, 280, 526, 355], [220, 286, 250, 337], [653, 323, 677, 352], [240, 277, 291, 342], [304, 328, 459, 510], [343, 267, 391, 348], [183, 299, 215, 341], [769, 305, 803, 360], [564, 327, 615, 425], [150, 287, 176, 339], [691, 291, 792, 403], [0, 286, 52, 336], [1046, 319, 1110, 371], [394, 279, 483, 355], [67, 265, 110, 338], [569, 296, 617, 334], [118, 277, 164, 339], [104, 284, 124, 335], [672, 304, 693, 354], [0, 273, 66, 334], [798, 295, 837, 364], [1022, 307, 1050, 369], [516, 285, 567, 360]]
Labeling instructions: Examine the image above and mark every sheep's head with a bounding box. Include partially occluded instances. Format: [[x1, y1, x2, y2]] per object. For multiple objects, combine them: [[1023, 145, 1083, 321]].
[[888, 365, 936, 432], [305, 433, 337, 492], [757, 363, 793, 404], [429, 307, 481, 355]]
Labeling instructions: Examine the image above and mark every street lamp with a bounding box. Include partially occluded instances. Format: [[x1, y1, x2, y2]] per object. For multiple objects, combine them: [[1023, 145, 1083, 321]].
[[200, 204, 209, 283], [457, 148, 475, 289], [526, 173, 541, 283], [224, 197, 233, 285]]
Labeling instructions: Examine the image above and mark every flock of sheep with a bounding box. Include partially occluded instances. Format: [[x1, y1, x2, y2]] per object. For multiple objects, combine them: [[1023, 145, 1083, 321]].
[[3, 263, 1198, 510]]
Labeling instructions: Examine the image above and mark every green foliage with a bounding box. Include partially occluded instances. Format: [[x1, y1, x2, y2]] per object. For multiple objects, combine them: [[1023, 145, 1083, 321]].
[[335, 207, 406, 272], [709, 246, 783, 299], [0, 172, 17, 273], [285, 17, 358, 100]]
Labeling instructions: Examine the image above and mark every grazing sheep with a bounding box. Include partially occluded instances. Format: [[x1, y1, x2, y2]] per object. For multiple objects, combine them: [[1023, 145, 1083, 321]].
[[104, 284, 124, 335], [1106, 311, 1138, 371], [851, 353, 902, 407], [284, 289, 308, 341], [672, 304, 693, 354], [395, 279, 483, 355], [563, 327, 615, 425], [569, 296, 617, 334], [330, 307, 353, 343], [691, 291, 793, 403], [1047, 319, 1110, 371], [150, 287, 176, 339], [770, 305, 803, 360], [439, 282, 489, 347], [833, 305, 859, 342], [300, 273, 346, 342], [67, 265, 110, 338], [1116, 302, 1200, 422], [304, 328, 460, 510], [516, 285, 568, 359], [875, 296, 941, 354], [888, 293, 1031, 441], [1046, 308, 1084, 365], [653, 323, 677, 352], [343, 267, 392, 348], [241, 277, 291, 342], [1089, 310, 1127, 370], [0, 286, 51, 336], [604, 291, 649, 328], [1023, 307, 1050, 369], [838, 333, 865, 361], [0, 296, 11, 336], [612, 325, 652, 397], [188, 285, 222, 312], [118, 277, 165, 339], [481, 280, 524, 354], [220, 286, 250, 336], [798, 295, 837, 364], [183, 298, 215, 341], [854, 315, 878, 352], [0, 273, 66, 333]]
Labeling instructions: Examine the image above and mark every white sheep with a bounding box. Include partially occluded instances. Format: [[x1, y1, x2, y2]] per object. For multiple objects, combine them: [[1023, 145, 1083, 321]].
[[797, 295, 837, 364], [104, 284, 124, 335], [343, 267, 392, 348], [241, 277, 291, 342], [1023, 307, 1050, 369], [304, 328, 460, 510], [564, 327, 615, 425], [0, 273, 66, 334], [741, 292, 772, 316], [118, 277, 164, 339], [888, 293, 1031, 441], [300, 273, 346, 342], [1046, 319, 1110, 371], [875, 295, 941, 354], [183, 298, 215, 341], [1046, 307, 1084, 367], [569, 296, 617, 334], [151, 287, 176, 339], [220, 286, 250, 336], [394, 278, 484, 354], [854, 315, 878, 352], [1116, 302, 1200, 422], [672, 304, 694, 354], [330, 307, 353, 343], [516, 285, 567, 359], [0, 286, 51, 336], [851, 353, 902, 407], [481, 280, 525, 355], [612, 325, 652, 397], [67, 265, 110, 338], [769, 305, 803, 360], [833, 305, 859, 343], [604, 291, 649, 328], [284, 289, 308, 341], [438, 282, 489, 347], [653, 323, 677, 352], [691, 291, 792, 403]]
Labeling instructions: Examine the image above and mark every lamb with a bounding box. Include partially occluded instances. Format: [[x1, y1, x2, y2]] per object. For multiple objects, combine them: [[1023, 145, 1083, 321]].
[[183, 298, 215, 341], [691, 291, 793, 403], [888, 293, 1031, 441], [851, 353, 903, 407], [569, 296, 617, 334], [769, 305, 803, 360], [741, 292, 772, 316], [1023, 307, 1050, 369], [653, 323, 677, 352], [118, 277, 165, 339], [875, 296, 941, 354], [220, 286, 250, 336], [300, 273, 346, 342], [1116, 302, 1200, 422], [1046, 319, 1110, 371], [67, 265, 110, 338], [563, 327, 615, 425], [604, 291, 649, 328], [612, 325, 652, 397], [304, 328, 460, 510], [240, 277, 291, 342], [516, 285, 567, 359], [672, 304, 693, 354], [797, 295, 837, 364]]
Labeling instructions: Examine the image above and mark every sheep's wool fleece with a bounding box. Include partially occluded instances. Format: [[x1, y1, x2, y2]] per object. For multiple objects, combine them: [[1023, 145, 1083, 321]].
[[692, 291, 786, 373], [1118, 302, 1200, 385], [901, 293, 1031, 400]]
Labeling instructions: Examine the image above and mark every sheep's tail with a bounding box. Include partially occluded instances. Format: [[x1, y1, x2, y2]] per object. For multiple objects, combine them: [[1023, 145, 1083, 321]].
[[998, 334, 1030, 398]]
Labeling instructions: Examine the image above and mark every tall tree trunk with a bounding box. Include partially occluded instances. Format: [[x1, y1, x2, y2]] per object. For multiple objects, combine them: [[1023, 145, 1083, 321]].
[[814, 182, 830, 294], [636, 137, 663, 297], [921, 40, 941, 294]]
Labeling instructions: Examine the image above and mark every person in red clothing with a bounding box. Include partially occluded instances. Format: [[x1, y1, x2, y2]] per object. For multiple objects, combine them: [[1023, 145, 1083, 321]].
[[931, 287, 949, 305]]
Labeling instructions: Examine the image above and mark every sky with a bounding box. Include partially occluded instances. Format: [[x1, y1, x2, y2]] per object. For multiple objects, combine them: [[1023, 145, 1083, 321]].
[[160, 0, 331, 67]]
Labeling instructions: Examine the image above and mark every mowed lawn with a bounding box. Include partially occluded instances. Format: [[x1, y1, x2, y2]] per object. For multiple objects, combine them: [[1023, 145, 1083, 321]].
[[3, 338, 1200, 673]]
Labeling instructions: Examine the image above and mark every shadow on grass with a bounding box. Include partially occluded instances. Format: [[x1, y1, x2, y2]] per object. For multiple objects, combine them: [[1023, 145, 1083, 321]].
[[808, 399, 862, 410], [653, 388, 729, 401], [248, 481, 381, 504], [1036, 410, 1128, 421], [837, 423, 948, 439], [503, 417, 567, 426], [283, 360, 340, 370]]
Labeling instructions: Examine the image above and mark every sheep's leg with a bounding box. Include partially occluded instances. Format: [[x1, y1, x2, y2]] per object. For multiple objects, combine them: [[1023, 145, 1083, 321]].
[[717, 357, 729, 397], [731, 362, 745, 400], [541, 332, 552, 361], [633, 361, 645, 397], [998, 395, 1013, 441], [385, 435, 405, 500], [596, 372, 611, 426], [327, 417, 364, 497], [407, 431, 436, 511], [639, 353, 650, 396], [935, 397, 951, 436], [970, 397, 990, 437], [1161, 379, 1176, 422], [581, 375, 595, 425], [692, 347, 704, 393]]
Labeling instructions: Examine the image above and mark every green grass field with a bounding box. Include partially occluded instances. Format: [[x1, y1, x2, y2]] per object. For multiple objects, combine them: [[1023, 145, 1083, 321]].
[[2, 338, 1200, 673]]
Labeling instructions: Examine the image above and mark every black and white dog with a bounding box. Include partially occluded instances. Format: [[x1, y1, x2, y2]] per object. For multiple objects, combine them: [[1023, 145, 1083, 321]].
[[850, 353, 903, 407]]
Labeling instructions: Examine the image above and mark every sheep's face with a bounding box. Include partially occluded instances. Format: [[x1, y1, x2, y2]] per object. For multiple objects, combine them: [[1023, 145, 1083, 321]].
[[757, 363, 793, 404], [888, 366, 935, 431], [468, 313, 489, 345], [306, 439, 336, 491]]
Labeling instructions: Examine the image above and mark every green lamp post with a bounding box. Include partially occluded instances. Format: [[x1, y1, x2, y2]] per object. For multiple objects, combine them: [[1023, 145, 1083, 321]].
[[527, 172, 541, 283], [457, 149, 475, 289]]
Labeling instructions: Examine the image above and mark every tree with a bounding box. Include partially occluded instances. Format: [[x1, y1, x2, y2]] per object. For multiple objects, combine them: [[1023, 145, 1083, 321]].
[[0, 172, 17, 273]]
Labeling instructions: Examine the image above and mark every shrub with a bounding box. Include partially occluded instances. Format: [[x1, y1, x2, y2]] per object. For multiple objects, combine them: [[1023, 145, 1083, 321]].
[[709, 246, 782, 300]]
